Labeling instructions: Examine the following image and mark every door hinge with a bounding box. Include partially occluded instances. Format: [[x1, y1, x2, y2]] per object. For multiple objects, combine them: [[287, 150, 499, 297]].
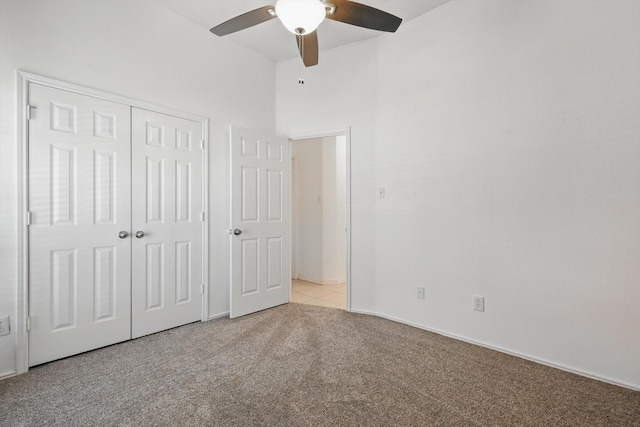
[[26, 105, 36, 120], [200, 284, 205, 295], [26, 211, 32, 226], [200, 212, 205, 222], [200, 140, 205, 150], [26, 317, 31, 332]]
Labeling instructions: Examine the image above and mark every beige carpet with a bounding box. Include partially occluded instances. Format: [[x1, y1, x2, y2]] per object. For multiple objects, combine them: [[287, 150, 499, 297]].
[[1, 303, 638, 426]]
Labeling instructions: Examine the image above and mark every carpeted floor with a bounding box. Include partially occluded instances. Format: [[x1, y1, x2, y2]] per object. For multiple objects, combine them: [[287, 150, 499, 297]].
[[1, 303, 638, 426]]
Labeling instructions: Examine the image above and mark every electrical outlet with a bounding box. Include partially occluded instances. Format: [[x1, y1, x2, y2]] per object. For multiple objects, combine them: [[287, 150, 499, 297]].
[[0, 316, 10, 336], [473, 296, 484, 312], [417, 287, 425, 300]]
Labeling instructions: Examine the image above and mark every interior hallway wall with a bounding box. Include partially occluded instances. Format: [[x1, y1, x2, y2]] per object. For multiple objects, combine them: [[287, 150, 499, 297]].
[[276, 0, 640, 389], [328, 135, 347, 284], [0, 0, 276, 377], [292, 138, 324, 283]]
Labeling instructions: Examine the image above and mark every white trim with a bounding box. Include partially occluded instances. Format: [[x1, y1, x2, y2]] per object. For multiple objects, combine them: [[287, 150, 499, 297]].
[[288, 128, 350, 140], [345, 129, 352, 313], [17, 71, 205, 123], [288, 128, 352, 312], [16, 72, 30, 375], [290, 156, 299, 281], [350, 309, 640, 392], [295, 276, 345, 286], [207, 311, 230, 321], [201, 120, 210, 322], [0, 371, 19, 381], [16, 70, 210, 374]]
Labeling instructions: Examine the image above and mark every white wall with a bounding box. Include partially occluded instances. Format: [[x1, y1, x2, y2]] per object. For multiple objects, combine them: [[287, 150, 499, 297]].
[[0, 0, 275, 377], [277, 0, 640, 389]]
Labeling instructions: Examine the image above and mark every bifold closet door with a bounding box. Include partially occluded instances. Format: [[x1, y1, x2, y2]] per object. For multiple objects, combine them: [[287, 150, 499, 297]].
[[130, 108, 204, 338], [28, 84, 132, 366], [28, 85, 204, 365]]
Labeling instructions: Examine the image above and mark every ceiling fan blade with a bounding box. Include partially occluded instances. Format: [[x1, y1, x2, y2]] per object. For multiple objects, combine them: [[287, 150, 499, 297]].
[[326, 0, 402, 32], [296, 31, 319, 67], [210, 5, 276, 36]]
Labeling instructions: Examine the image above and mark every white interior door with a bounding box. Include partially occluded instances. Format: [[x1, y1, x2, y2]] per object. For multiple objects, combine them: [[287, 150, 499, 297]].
[[28, 84, 132, 366], [131, 108, 204, 338], [230, 126, 290, 318]]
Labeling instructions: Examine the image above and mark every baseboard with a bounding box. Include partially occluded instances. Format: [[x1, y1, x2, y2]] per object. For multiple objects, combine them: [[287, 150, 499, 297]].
[[207, 311, 230, 321], [350, 309, 639, 391], [297, 276, 323, 285], [297, 276, 345, 286], [0, 370, 17, 381]]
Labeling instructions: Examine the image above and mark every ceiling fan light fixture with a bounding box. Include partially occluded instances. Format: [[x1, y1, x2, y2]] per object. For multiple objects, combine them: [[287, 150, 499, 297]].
[[275, 0, 326, 35]]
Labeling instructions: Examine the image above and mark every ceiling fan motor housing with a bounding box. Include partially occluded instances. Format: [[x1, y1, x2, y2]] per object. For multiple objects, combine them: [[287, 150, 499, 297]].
[[275, 0, 326, 35]]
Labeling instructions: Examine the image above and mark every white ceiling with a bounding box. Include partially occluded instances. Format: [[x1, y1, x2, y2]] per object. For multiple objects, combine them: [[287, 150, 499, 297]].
[[155, 0, 450, 62]]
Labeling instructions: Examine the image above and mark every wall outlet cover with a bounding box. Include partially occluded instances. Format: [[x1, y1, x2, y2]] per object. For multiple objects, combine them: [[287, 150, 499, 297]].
[[473, 296, 484, 312]]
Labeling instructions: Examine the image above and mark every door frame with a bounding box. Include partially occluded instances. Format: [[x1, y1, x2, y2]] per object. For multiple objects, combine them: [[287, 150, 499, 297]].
[[16, 70, 210, 375], [288, 128, 352, 312]]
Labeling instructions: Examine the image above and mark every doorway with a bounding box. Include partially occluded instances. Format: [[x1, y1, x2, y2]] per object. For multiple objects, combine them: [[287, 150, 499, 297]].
[[290, 134, 349, 310]]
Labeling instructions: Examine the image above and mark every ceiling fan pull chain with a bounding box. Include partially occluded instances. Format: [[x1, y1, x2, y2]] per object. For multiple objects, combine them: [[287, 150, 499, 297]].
[[298, 36, 305, 85]]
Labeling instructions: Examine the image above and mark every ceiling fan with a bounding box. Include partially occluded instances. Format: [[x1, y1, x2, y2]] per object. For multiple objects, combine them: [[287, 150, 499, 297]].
[[210, 0, 402, 67]]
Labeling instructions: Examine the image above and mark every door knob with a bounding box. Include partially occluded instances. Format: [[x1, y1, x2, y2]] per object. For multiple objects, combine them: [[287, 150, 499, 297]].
[[135, 231, 145, 238], [118, 231, 129, 239], [228, 228, 242, 236]]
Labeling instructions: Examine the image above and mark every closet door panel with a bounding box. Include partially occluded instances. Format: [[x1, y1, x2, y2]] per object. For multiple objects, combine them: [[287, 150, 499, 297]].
[[28, 83, 132, 366], [131, 108, 203, 338]]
